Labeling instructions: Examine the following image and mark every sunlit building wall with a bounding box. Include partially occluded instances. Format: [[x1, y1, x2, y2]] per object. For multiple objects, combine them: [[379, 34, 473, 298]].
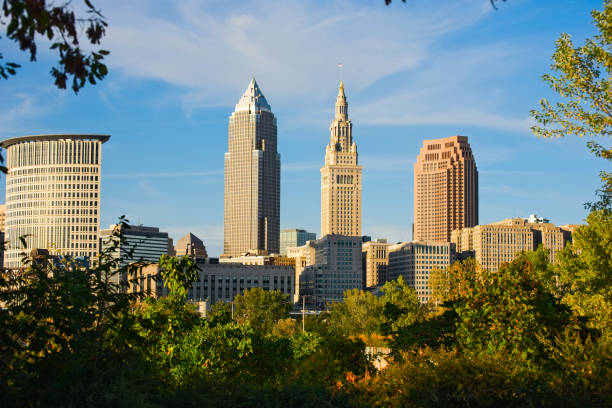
[[2, 134, 109, 267]]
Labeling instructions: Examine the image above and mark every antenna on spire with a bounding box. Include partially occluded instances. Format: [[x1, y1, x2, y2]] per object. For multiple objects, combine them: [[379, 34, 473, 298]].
[[337, 63, 343, 83]]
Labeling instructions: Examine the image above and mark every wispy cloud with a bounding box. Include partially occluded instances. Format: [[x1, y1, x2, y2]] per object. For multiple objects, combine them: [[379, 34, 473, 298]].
[[0, 92, 62, 137], [99, 0, 488, 112]]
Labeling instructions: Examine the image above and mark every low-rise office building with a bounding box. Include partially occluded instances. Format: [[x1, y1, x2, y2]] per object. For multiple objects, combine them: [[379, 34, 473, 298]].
[[362, 239, 391, 288], [100, 224, 171, 268], [280, 229, 316, 255], [298, 234, 363, 308], [189, 262, 294, 304], [129, 261, 294, 305], [286, 242, 317, 302], [451, 216, 574, 271], [387, 241, 456, 303]]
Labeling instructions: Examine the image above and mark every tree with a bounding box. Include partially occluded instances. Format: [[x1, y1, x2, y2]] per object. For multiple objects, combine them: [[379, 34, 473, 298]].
[[531, 1, 612, 140], [158, 254, 198, 301], [0, 223, 153, 406], [327, 289, 384, 336], [273, 317, 300, 337], [208, 300, 233, 325], [379, 275, 423, 333], [556, 210, 612, 338], [1, 0, 109, 92], [531, 1, 612, 210], [233, 288, 292, 334], [451, 253, 574, 362], [428, 258, 481, 314]]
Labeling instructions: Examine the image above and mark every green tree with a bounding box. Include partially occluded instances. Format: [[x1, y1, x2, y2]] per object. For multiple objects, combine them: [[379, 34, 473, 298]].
[[273, 317, 300, 337], [208, 300, 233, 325], [158, 254, 198, 301], [531, 1, 612, 139], [233, 288, 292, 334], [556, 210, 612, 338], [327, 289, 384, 336], [1, 0, 109, 91], [379, 275, 423, 333], [428, 258, 481, 315], [451, 253, 574, 362], [0, 222, 155, 406], [531, 0, 612, 210]]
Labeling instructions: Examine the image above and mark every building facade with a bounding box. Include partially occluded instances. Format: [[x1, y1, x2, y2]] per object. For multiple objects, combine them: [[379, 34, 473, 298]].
[[128, 262, 294, 305], [321, 82, 362, 237], [414, 136, 478, 242], [387, 241, 456, 303], [362, 239, 392, 288], [100, 224, 171, 269], [451, 217, 573, 271], [1, 134, 109, 267], [0, 204, 5, 268], [286, 242, 317, 302], [298, 234, 363, 308], [223, 78, 280, 257], [188, 262, 294, 304], [0, 204, 6, 233], [279, 228, 316, 255]]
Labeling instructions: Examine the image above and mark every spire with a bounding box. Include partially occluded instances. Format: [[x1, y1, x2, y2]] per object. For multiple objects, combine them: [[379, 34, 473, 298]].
[[235, 77, 271, 113], [335, 81, 348, 120]]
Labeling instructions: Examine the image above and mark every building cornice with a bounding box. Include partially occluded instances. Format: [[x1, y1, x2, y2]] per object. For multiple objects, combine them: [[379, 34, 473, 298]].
[[1, 134, 110, 148]]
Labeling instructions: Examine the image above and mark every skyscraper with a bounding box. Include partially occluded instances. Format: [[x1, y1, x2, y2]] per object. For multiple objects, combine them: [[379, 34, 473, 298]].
[[223, 78, 280, 257], [1, 134, 109, 267], [413, 136, 478, 242], [321, 82, 362, 237]]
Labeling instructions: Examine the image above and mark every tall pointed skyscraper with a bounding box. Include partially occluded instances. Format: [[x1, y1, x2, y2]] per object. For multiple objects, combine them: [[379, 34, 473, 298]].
[[321, 81, 362, 237], [223, 78, 280, 257]]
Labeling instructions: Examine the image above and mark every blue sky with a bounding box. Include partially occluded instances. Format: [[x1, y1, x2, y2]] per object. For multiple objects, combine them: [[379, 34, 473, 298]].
[[1, 0, 608, 257]]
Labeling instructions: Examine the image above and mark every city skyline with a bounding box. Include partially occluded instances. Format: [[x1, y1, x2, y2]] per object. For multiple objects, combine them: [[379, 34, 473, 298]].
[[0, 0, 605, 257]]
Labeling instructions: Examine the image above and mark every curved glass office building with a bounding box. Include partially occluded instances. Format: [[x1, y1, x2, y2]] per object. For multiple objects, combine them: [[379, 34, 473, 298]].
[[1, 134, 110, 267]]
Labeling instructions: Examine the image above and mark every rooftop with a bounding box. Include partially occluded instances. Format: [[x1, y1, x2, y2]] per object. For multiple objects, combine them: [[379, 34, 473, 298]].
[[234, 78, 271, 113], [0, 134, 110, 148]]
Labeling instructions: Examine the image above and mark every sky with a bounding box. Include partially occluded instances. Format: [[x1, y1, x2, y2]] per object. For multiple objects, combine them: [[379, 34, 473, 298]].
[[1, 0, 608, 257]]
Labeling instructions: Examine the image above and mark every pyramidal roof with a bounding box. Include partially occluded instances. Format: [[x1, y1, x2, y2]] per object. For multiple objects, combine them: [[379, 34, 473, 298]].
[[234, 78, 271, 113], [177, 232, 204, 248]]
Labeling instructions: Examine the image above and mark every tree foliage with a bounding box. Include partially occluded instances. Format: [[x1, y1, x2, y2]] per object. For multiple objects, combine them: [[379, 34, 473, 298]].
[[327, 277, 422, 339], [531, 1, 612, 212], [557, 209, 612, 338], [158, 254, 198, 301], [328, 289, 385, 336], [531, 1, 612, 140], [233, 287, 292, 334], [1, 0, 109, 91]]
